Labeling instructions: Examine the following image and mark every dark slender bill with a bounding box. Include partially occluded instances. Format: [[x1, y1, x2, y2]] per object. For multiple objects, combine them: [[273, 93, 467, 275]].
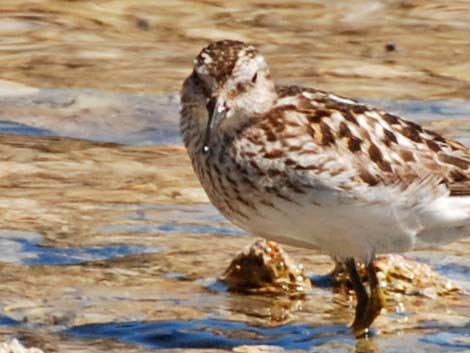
[[202, 96, 228, 154]]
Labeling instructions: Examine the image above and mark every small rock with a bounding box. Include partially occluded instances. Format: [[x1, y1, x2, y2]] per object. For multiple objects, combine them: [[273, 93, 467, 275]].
[[221, 239, 312, 297], [333, 254, 462, 298], [385, 41, 397, 52], [135, 17, 150, 31]]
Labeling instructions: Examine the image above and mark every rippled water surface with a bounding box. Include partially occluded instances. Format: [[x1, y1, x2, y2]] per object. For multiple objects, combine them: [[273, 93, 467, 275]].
[[0, 1, 469, 353]]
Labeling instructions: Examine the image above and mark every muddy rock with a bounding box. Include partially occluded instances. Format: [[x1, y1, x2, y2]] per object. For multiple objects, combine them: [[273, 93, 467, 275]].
[[221, 239, 312, 297]]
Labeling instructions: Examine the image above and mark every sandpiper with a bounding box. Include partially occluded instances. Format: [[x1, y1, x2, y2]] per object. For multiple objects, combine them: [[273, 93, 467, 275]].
[[180, 40, 470, 335]]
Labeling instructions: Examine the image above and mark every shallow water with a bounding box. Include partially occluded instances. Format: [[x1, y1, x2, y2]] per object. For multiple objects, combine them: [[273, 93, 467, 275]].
[[0, 128, 467, 353], [0, 1, 469, 353]]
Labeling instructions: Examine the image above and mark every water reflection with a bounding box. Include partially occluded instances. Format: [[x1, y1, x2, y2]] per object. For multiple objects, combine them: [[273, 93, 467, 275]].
[[0, 315, 19, 327], [421, 329, 470, 350], [0, 121, 52, 136], [0, 229, 164, 265], [100, 203, 246, 236], [66, 319, 350, 350], [413, 254, 470, 292], [0, 88, 180, 145], [65, 318, 470, 352], [1, 87, 470, 145]]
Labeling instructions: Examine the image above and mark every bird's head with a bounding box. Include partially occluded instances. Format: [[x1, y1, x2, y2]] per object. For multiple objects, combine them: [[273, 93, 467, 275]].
[[190, 40, 276, 153]]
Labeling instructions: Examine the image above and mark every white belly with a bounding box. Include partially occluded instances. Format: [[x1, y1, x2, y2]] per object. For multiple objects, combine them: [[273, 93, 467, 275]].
[[227, 188, 470, 261]]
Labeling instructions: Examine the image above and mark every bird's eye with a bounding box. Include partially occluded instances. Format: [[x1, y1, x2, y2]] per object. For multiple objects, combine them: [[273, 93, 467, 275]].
[[251, 72, 258, 83]]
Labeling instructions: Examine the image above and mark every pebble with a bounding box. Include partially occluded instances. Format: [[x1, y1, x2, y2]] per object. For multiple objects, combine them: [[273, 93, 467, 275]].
[[0, 339, 44, 353]]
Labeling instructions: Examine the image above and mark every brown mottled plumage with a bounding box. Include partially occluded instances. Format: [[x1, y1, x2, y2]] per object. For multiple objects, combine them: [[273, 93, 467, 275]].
[[180, 40, 470, 335]]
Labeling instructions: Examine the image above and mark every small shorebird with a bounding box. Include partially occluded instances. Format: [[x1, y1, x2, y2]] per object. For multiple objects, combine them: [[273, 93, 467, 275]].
[[180, 40, 470, 335]]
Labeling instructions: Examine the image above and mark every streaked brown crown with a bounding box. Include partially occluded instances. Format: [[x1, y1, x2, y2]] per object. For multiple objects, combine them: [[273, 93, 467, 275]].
[[194, 40, 258, 85]]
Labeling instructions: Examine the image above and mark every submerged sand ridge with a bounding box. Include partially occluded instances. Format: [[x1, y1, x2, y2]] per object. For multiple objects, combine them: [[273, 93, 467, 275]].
[[2, 1, 470, 99]]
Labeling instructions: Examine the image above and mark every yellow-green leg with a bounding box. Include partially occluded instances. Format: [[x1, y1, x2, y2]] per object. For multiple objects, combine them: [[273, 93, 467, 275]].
[[345, 258, 385, 336]]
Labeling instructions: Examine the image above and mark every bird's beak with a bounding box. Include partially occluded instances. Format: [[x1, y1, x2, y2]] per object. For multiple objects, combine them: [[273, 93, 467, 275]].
[[202, 96, 227, 154]]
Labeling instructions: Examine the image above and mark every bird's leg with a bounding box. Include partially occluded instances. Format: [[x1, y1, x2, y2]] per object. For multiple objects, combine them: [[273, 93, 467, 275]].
[[349, 259, 386, 336], [363, 260, 386, 328], [345, 258, 369, 330]]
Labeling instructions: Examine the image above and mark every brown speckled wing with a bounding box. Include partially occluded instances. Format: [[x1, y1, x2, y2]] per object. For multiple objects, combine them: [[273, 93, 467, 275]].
[[449, 182, 470, 196], [268, 85, 470, 194]]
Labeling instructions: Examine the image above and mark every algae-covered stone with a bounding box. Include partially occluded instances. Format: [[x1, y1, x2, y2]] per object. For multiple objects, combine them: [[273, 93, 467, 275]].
[[222, 239, 312, 297], [333, 254, 462, 299]]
